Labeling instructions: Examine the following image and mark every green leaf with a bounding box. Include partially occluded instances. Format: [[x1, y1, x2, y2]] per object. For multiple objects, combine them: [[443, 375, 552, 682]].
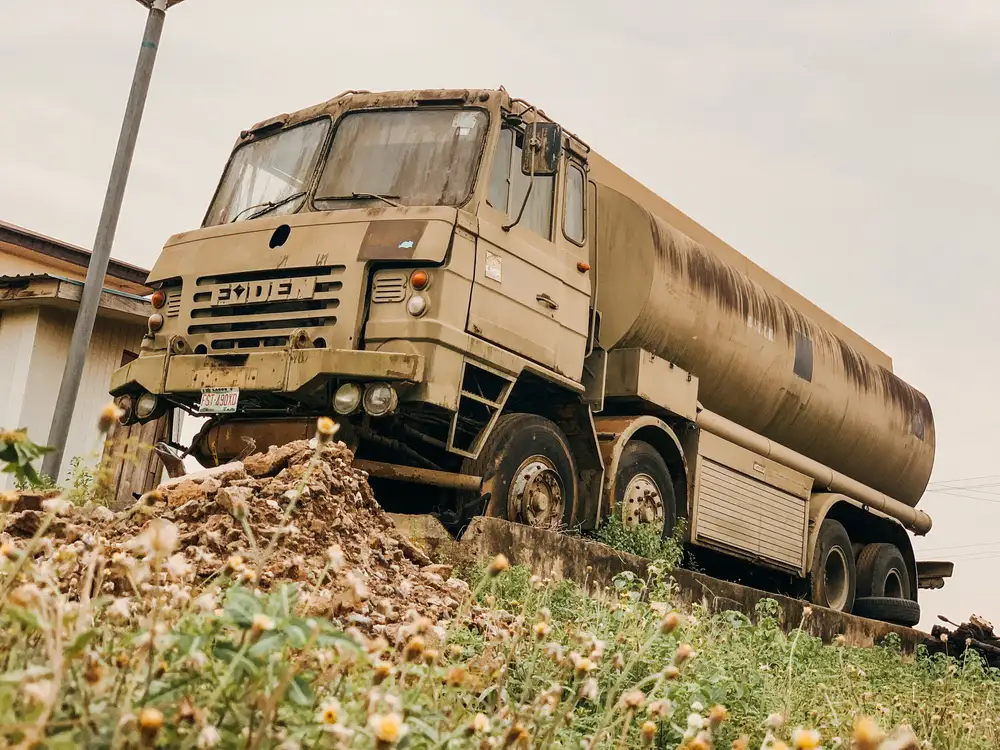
[[249, 630, 286, 660], [286, 675, 315, 707], [224, 586, 263, 628], [66, 629, 97, 658], [7, 605, 42, 631]]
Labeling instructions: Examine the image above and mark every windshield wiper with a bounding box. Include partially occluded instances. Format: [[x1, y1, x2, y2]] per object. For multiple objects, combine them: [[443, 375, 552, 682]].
[[315, 192, 402, 208], [230, 191, 306, 223]]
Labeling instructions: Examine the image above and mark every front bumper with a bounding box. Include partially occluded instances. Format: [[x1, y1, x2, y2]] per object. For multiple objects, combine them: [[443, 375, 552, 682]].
[[110, 348, 425, 396]]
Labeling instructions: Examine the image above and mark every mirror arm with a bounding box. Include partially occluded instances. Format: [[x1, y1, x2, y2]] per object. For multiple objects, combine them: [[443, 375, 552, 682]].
[[502, 171, 534, 232], [503, 126, 539, 232]]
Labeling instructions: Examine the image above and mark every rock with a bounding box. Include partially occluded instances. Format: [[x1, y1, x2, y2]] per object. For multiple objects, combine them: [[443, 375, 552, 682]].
[[167, 480, 207, 509], [422, 563, 454, 579], [216, 486, 254, 515], [158, 462, 246, 490], [243, 443, 303, 478]]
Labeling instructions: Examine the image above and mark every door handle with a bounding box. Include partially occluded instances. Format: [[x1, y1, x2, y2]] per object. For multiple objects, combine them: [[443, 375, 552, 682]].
[[536, 293, 559, 311]]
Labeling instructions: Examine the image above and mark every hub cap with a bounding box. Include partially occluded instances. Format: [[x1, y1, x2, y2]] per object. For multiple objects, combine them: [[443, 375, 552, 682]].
[[823, 546, 850, 611], [622, 473, 664, 530], [509, 456, 564, 528]]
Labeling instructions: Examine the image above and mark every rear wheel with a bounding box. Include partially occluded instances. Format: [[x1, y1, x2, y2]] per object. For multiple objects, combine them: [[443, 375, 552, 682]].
[[459, 413, 578, 530], [613, 440, 677, 538], [810, 519, 857, 613], [856, 543, 911, 600], [853, 596, 921, 627]]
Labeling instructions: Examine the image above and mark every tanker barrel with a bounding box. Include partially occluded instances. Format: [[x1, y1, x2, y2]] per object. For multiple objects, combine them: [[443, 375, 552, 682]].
[[696, 407, 933, 535], [592, 184, 935, 507]]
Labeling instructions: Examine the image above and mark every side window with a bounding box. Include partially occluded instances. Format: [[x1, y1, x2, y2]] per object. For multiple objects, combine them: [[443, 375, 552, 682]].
[[487, 128, 513, 210], [563, 163, 585, 245], [485, 126, 554, 240]]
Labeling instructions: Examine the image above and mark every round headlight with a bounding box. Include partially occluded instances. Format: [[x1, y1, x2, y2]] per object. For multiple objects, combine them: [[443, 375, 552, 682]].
[[363, 383, 397, 417], [406, 294, 428, 317], [333, 382, 362, 415], [116, 394, 136, 425], [135, 392, 159, 419], [147, 313, 164, 332]]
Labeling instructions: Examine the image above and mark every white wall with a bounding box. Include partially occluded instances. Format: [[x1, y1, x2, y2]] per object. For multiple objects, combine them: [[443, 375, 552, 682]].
[[0, 306, 144, 488]]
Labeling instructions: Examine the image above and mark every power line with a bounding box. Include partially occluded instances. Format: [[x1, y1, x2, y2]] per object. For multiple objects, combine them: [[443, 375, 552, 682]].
[[916, 540, 1000, 554], [928, 474, 1000, 487], [923, 489, 1000, 504]]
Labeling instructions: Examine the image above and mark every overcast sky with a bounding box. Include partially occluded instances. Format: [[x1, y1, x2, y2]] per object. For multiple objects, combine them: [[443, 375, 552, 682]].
[[3, 0, 998, 630]]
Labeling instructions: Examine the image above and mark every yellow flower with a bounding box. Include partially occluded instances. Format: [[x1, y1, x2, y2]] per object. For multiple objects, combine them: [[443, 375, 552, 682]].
[[641, 721, 657, 745], [661, 612, 681, 635], [403, 636, 425, 663], [620, 690, 645, 710], [470, 713, 491, 734], [674, 643, 695, 665], [138, 707, 164, 742], [373, 661, 394, 685], [487, 553, 509, 577], [317, 698, 341, 725], [98, 401, 124, 433], [534, 621, 552, 640], [369, 712, 408, 746], [250, 613, 276, 640], [316, 416, 339, 443], [444, 666, 467, 687], [709, 704, 729, 727], [792, 727, 821, 750], [853, 717, 884, 750], [572, 655, 595, 678]]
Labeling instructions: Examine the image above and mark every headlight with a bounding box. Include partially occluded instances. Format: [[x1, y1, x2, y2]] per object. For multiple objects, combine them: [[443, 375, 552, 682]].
[[147, 313, 164, 332], [363, 383, 398, 417], [406, 294, 428, 317], [333, 382, 362, 415], [135, 392, 159, 419], [116, 395, 136, 425]]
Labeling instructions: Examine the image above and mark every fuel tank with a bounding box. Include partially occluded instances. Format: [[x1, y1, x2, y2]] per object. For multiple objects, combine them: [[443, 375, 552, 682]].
[[592, 185, 934, 506]]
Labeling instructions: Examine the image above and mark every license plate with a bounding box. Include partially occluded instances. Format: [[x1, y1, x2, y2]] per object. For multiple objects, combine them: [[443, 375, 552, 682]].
[[199, 387, 239, 414]]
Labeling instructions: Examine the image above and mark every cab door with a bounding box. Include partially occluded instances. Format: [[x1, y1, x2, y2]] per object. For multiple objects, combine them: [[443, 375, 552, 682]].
[[468, 126, 588, 379]]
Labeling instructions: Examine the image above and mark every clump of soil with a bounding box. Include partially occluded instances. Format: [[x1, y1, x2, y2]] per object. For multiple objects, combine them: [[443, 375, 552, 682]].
[[2, 439, 468, 641]]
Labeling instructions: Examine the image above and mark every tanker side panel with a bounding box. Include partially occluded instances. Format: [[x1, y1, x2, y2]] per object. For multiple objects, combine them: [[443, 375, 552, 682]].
[[586, 152, 893, 372], [591, 184, 935, 507]]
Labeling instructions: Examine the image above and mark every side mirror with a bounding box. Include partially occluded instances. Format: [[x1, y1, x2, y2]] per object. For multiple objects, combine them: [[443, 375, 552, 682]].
[[520, 121, 562, 177]]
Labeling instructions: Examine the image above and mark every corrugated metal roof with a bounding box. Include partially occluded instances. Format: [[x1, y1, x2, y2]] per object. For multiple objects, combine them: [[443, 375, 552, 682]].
[[0, 220, 150, 287]]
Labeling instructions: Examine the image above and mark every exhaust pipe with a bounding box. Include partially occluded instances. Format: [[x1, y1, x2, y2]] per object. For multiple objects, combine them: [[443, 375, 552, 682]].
[[695, 407, 933, 535]]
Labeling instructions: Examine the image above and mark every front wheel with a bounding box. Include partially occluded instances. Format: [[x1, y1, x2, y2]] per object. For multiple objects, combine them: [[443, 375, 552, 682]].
[[459, 413, 578, 530], [613, 440, 677, 539], [810, 519, 857, 613]]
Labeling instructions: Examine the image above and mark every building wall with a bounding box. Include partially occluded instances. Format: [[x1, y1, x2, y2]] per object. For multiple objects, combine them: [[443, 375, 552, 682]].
[[0, 306, 144, 489]]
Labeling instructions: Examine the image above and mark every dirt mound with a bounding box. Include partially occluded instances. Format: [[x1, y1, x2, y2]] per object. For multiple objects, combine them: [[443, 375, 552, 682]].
[[1, 439, 469, 641]]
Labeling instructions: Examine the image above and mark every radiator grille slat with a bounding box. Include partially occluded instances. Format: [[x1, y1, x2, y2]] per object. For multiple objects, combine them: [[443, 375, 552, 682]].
[[165, 290, 182, 318], [372, 272, 407, 303], [188, 267, 345, 351]]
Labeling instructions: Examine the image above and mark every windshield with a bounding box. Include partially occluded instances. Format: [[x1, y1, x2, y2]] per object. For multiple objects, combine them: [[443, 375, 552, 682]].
[[205, 119, 330, 226], [315, 109, 488, 209]]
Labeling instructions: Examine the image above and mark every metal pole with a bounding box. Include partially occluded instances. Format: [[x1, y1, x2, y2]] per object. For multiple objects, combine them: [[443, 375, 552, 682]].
[[42, 0, 168, 481]]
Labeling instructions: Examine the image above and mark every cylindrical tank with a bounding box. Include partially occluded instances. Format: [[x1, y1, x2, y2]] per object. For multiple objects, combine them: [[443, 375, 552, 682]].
[[594, 186, 935, 506]]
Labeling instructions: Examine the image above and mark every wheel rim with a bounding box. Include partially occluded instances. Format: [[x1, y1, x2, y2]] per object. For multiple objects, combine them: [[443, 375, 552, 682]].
[[824, 546, 850, 611], [509, 455, 564, 528], [621, 472, 665, 531], [884, 569, 904, 600]]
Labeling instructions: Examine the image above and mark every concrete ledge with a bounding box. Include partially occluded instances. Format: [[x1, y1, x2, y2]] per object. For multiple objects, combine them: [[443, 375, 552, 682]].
[[459, 516, 933, 652]]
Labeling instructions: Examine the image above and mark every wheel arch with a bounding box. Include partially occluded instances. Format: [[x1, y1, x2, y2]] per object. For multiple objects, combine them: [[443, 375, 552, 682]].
[[594, 415, 690, 534], [808, 493, 918, 601]]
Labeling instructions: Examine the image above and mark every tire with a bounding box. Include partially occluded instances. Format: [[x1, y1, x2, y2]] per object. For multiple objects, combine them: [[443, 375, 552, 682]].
[[810, 519, 857, 613], [853, 596, 921, 627], [459, 413, 578, 530], [856, 543, 911, 600], [613, 441, 677, 538]]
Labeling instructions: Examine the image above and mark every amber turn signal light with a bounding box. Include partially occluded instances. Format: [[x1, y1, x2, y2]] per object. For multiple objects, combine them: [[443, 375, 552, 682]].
[[151, 289, 166, 308], [577, 262, 591, 273], [410, 270, 429, 289]]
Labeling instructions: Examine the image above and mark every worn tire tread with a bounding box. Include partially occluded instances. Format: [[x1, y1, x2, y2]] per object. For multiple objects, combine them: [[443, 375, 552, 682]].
[[853, 596, 921, 627]]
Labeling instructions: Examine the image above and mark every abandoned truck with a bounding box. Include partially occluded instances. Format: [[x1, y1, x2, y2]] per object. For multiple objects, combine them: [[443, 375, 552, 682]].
[[110, 87, 950, 626]]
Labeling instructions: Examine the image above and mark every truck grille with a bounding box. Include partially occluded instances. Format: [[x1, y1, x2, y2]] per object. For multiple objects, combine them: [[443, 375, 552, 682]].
[[165, 289, 183, 318], [372, 272, 407, 303], [190, 266, 345, 351]]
